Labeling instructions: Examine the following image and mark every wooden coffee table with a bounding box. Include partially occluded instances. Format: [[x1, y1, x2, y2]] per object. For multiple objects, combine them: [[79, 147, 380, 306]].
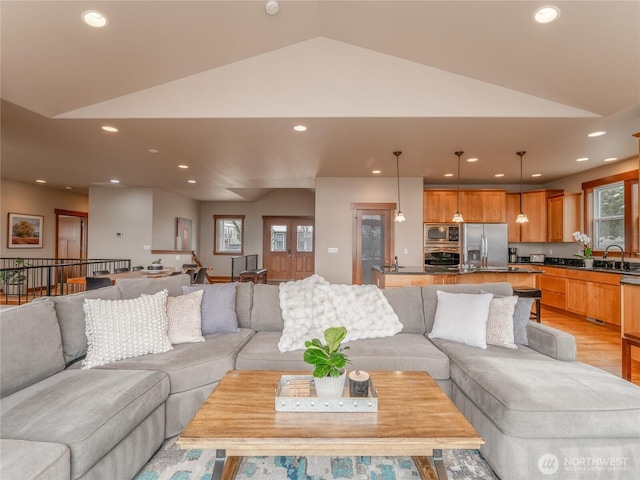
[[178, 370, 483, 480]]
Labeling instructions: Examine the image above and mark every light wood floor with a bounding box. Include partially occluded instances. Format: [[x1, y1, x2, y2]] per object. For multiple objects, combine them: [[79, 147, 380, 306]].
[[541, 306, 640, 386]]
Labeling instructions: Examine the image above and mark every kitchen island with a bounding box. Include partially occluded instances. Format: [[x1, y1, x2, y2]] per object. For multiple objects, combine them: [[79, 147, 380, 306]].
[[373, 265, 541, 288]]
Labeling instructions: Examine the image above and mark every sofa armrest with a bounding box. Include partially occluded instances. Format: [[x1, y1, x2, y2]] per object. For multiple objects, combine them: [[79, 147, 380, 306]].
[[526, 321, 576, 361]]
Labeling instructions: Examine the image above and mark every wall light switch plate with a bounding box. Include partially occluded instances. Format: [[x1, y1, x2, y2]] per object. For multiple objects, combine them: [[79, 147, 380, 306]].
[[143, 245, 151, 251], [328, 247, 338, 253]]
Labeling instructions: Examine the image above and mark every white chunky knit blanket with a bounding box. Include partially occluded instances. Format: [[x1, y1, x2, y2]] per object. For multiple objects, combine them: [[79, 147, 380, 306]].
[[277, 274, 402, 352]]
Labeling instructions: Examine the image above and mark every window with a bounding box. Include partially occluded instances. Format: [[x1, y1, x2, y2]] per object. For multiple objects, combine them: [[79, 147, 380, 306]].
[[214, 215, 244, 255], [593, 182, 625, 250], [583, 170, 638, 255]]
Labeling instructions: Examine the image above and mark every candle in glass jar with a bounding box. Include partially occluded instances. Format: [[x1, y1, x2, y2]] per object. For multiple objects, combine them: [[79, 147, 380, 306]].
[[348, 370, 370, 397]]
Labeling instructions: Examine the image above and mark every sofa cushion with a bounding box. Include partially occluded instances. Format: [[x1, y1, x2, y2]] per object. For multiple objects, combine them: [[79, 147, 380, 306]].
[[381, 286, 426, 334], [117, 273, 190, 299], [237, 331, 450, 381], [90, 328, 255, 394], [482, 290, 533, 345], [428, 291, 493, 349], [422, 282, 513, 333], [251, 284, 283, 331], [433, 338, 640, 438], [182, 283, 239, 335], [43, 286, 123, 365], [167, 289, 205, 344], [82, 290, 173, 369], [0, 439, 70, 480], [235, 281, 253, 329], [0, 299, 65, 398], [0, 369, 169, 479]]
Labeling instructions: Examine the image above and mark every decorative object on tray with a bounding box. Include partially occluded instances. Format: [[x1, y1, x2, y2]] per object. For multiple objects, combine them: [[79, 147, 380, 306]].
[[275, 375, 378, 412], [303, 326, 351, 397], [348, 370, 370, 397]]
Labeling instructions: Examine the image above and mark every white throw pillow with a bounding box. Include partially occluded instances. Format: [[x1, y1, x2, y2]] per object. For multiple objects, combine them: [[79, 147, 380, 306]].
[[428, 291, 493, 349], [82, 289, 173, 369], [485, 295, 518, 349], [167, 289, 205, 344]]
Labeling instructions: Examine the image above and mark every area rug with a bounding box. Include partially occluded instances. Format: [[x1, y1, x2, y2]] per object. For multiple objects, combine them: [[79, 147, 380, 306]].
[[134, 437, 499, 480]]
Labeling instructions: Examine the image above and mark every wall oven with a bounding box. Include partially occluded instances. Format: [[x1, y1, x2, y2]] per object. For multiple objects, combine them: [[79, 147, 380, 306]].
[[424, 224, 459, 247]]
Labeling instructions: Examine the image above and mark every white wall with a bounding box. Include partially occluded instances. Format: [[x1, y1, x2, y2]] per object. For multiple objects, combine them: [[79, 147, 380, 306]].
[[199, 189, 315, 276], [1, 179, 88, 258], [315, 177, 424, 284], [152, 189, 200, 266]]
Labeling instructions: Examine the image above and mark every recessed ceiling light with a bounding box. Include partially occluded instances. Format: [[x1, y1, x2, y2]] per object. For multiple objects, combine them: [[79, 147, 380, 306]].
[[531, 173, 542, 177], [604, 157, 618, 162], [533, 6, 560, 24], [265, 0, 280, 16], [372, 170, 381, 174], [494, 173, 505, 177], [188, 180, 196, 184], [178, 165, 189, 169], [467, 158, 478, 163], [101, 125, 118, 133], [65, 186, 72, 190], [576, 157, 589, 162], [444, 173, 454, 177], [82, 10, 108, 28], [110, 179, 120, 184], [588, 131, 606, 137], [148, 148, 159, 154], [36, 179, 46, 184], [293, 125, 307, 132]]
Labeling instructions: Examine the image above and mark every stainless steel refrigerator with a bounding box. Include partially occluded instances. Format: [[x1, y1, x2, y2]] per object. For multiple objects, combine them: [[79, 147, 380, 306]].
[[460, 223, 508, 268]]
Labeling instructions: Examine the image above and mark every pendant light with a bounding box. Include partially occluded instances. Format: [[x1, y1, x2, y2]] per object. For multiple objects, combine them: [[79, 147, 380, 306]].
[[452, 151, 464, 223], [393, 151, 406, 222], [516, 151, 529, 223]]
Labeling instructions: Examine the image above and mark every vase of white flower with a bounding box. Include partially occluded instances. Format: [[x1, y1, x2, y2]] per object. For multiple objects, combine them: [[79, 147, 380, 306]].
[[572, 231, 593, 268]]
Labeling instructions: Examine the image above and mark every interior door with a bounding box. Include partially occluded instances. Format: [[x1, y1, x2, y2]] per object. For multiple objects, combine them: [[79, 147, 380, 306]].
[[56, 210, 88, 282], [352, 204, 395, 285], [263, 216, 315, 282]]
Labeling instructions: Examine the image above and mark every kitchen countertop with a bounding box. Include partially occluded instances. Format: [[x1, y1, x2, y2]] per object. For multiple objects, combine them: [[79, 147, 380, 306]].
[[373, 265, 542, 276], [515, 262, 640, 277]]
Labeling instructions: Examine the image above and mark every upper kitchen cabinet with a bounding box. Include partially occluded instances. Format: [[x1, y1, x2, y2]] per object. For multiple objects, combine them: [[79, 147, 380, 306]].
[[459, 190, 506, 223], [423, 190, 458, 223], [547, 193, 581, 242], [507, 190, 563, 242]]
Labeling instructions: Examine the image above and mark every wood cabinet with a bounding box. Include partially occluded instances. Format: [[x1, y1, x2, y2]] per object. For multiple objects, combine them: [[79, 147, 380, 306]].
[[459, 190, 506, 223], [424, 189, 505, 223], [541, 267, 621, 325], [547, 193, 581, 242], [507, 190, 563, 242], [622, 281, 640, 361], [423, 190, 458, 223]]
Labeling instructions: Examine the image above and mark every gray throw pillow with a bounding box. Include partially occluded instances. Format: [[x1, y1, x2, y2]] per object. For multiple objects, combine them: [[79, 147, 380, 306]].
[[512, 297, 534, 345], [482, 289, 533, 345], [182, 283, 239, 335]]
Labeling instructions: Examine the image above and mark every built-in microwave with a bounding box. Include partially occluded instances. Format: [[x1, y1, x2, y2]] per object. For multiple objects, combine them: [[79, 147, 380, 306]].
[[424, 224, 459, 247]]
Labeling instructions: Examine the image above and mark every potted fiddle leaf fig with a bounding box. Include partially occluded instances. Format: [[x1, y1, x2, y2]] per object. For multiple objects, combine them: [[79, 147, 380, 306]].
[[304, 326, 351, 397]]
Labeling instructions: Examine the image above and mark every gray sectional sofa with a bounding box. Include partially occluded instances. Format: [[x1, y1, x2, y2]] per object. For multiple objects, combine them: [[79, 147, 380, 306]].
[[1, 275, 639, 480]]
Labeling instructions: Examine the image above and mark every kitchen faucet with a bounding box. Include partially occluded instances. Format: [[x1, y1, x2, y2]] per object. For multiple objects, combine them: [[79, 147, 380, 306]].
[[392, 256, 399, 272], [603, 244, 625, 270]]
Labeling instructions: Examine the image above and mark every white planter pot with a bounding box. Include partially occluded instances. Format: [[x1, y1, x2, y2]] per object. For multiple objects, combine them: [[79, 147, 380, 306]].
[[2, 283, 26, 296], [314, 371, 346, 397], [584, 259, 594, 269]]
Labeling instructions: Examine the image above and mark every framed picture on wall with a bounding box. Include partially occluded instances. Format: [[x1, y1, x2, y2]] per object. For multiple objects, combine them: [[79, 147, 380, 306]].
[[176, 217, 192, 251], [8, 213, 44, 248]]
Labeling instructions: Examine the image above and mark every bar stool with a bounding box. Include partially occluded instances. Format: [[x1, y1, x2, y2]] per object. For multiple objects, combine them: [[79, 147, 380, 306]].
[[512, 287, 542, 323]]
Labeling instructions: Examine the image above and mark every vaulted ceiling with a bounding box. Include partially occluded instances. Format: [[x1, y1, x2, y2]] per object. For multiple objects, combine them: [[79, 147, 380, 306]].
[[2, 1, 639, 201]]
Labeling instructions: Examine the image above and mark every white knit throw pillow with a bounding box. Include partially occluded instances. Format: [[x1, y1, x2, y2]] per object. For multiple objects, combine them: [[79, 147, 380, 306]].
[[485, 295, 518, 349], [167, 289, 205, 344], [82, 289, 172, 369]]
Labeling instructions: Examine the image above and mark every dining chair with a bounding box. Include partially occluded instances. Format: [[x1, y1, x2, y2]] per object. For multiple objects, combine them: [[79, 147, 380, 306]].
[[86, 277, 113, 290], [193, 268, 208, 284]]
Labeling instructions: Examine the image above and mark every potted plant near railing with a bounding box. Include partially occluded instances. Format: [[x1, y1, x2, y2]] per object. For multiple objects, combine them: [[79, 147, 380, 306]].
[[303, 326, 351, 397], [0, 258, 28, 296]]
